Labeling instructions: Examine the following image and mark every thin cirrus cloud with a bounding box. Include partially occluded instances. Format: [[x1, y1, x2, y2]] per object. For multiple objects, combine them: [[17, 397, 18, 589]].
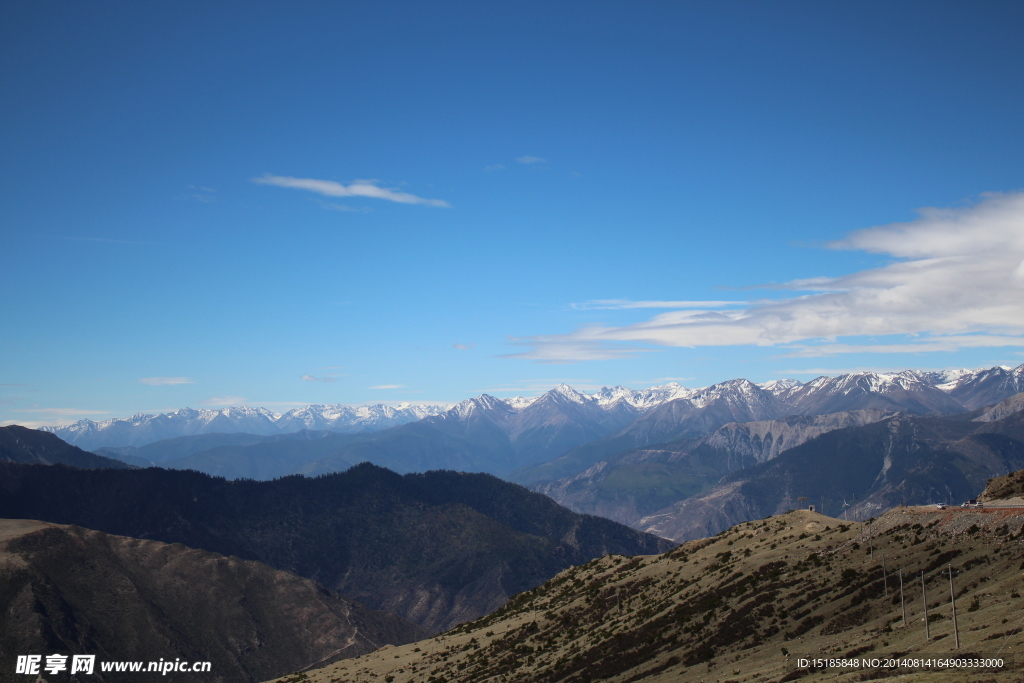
[[508, 191, 1024, 362], [253, 174, 450, 207], [570, 300, 747, 311], [301, 374, 340, 382], [201, 396, 246, 406], [516, 156, 546, 165], [369, 384, 406, 390], [778, 367, 919, 376], [14, 408, 109, 417], [140, 377, 195, 385]]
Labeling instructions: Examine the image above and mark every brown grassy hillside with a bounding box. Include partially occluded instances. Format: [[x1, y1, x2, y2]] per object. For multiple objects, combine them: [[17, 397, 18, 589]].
[[271, 505, 1024, 683]]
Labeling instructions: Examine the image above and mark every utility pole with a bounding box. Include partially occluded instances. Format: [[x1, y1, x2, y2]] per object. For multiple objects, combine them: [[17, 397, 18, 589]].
[[899, 569, 906, 628], [922, 571, 930, 641], [948, 565, 959, 649]]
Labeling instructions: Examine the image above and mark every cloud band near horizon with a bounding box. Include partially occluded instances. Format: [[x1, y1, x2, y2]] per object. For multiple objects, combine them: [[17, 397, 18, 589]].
[[509, 191, 1024, 362]]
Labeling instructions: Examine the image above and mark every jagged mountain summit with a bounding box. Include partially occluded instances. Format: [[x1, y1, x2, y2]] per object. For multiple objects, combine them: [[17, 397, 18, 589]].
[[510, 364, 1024, 485]]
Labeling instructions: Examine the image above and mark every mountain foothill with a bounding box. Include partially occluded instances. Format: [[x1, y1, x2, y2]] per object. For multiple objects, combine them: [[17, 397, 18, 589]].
[[0, 518, 428, 683]]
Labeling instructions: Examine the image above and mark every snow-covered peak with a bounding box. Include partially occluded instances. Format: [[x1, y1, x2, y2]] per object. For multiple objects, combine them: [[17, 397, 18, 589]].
[[444, 394, 511, 420], [504, 395, 538, 410], [913, 368, 977, 390], [43, 401, 453, 449], [685, 378, 768, 408], [757, 378, 802, 397], [798, 370, 934, 397], [544, 383, 594, 405], [929, 365, 1023, 392]]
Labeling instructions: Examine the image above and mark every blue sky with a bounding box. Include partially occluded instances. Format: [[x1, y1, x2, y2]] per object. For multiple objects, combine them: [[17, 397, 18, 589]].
[[3, 1, 1024, 426]]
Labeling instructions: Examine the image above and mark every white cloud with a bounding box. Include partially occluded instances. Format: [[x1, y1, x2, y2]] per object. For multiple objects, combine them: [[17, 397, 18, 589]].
[[510, 192, 1024, 362], [253, 174, 450, 207], [140, 377, 195, 385], [453, 343, 476, 350], [777, 367, 919, 376], [571, 300, 746, 311], [369, 384, 406, 390], [484, 164, 506, 172], [8, 408, 111, 428], [516, 156, 546, 165], [201, 396, 246, 406], [301, 374, 341, 382], [779, 335, 1024, 358], [13, 408, 109, 416]]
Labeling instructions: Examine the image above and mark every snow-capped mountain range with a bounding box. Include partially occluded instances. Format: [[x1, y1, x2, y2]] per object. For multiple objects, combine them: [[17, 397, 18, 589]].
[[44, 403, 451, 450], [41, 364, 1024, 451]]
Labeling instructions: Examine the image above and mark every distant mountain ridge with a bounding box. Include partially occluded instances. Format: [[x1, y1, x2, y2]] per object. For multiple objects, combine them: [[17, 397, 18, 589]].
[[43, 403, 454, 450], [41, 366, 1024, 453]]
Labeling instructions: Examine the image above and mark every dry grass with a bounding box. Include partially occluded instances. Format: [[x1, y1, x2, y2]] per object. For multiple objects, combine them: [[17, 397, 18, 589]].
[[268, 506, 1024, 683]]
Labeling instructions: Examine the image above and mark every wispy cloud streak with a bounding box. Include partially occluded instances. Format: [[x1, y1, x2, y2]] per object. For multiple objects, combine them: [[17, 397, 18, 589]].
[[571, 300, 746, 310], [140, 377, 194, 385], [253, 174, 450, 207]]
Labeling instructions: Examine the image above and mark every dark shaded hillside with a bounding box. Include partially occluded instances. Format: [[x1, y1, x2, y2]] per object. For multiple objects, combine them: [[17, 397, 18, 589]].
[[639, 410, 1024, 541], [0, 519, 426, 683], [0, 462, 672, 633], [536, 410, 890, 526], [98, 424, 513, 479], [95, 431, 275, 463], [0, 425, 130, 469]]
